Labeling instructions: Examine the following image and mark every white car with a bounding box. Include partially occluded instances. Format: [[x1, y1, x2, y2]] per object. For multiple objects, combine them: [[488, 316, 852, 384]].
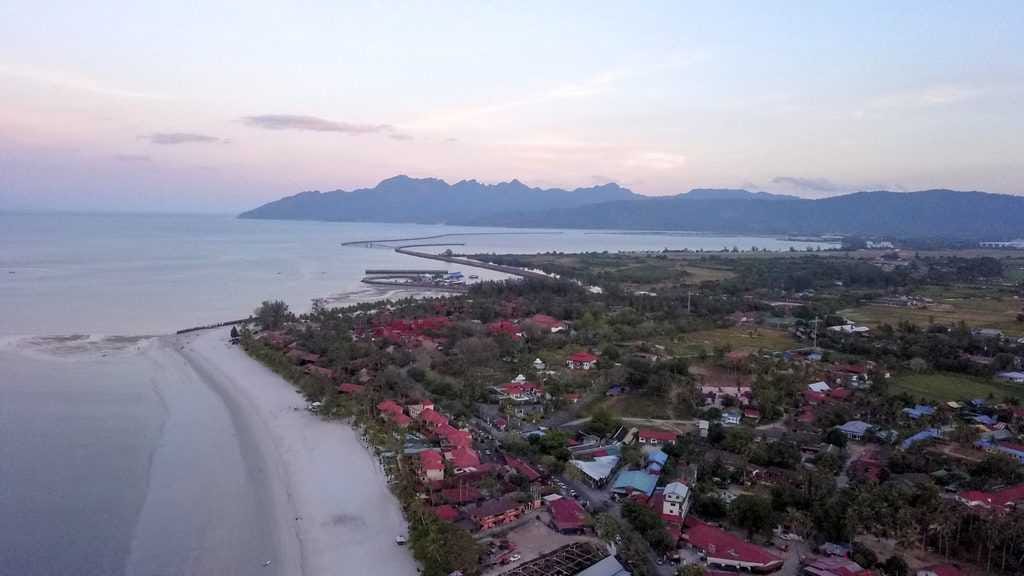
[[509, 554, 521, 562]]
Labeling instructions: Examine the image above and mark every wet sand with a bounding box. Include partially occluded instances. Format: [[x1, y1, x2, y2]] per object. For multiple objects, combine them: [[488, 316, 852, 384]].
[[0, 331, 416, 576]]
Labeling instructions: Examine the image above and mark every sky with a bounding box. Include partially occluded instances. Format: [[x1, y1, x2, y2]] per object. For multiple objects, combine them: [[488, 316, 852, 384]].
[[1, 1, 1022, 213]]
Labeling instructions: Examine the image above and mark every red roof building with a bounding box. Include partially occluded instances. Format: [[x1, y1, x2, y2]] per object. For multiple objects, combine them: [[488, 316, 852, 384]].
[[958, 483, 1024, 512], [436, 423, 473, 448], [566, 351, 599, 370], [338, 383, 365, 394], [502, 381, 545, 401], [438, 485, 482, 505], [487, 320, 523, 339], [803, 556, 874, 576], [683, 518, 783, 573], [829, 388, 853, 401], [419, 450, 445, 482], [448, 445, 481, 469], [377, 399, 404, 417], [547, 497, 588, 533], [505, 455, 541, 482], [917, 564, 962, 576], [419, 408, 449, 429], [304, 365, 334, 379], [526, 314, 565, 333], [431, 505, 460, 523], [469, 497, 532, 531], [638, 428, 678, 446]]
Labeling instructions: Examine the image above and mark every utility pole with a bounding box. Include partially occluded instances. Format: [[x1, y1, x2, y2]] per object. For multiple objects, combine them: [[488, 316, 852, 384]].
[[812, 316, 819, 349], [687, 290, 692, 314]]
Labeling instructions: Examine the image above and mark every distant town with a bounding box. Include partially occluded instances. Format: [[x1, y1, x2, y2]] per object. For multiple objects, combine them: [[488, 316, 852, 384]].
[[239, 246, 1024, 576]]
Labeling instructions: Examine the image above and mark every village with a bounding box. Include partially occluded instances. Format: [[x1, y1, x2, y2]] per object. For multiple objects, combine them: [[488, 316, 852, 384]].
[[240, 249, 1024, 576]]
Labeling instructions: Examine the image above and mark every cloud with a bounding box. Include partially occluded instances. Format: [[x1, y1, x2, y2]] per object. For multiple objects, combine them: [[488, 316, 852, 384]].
[[144, 132, 226, 145], [771, 176, 842, 193], [241, 114, 394, 135], [865, 85, 983, 112], [0, 63, 167, 100], [113, 153, 152, 163], [388, 132, 414, 141], [624, 151, 687, 171]]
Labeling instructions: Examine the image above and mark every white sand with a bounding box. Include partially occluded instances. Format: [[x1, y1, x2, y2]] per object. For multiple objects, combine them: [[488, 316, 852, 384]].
[[176, 329, 418, 576]]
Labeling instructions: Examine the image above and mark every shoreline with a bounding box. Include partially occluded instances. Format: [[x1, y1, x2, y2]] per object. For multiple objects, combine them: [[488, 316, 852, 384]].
[[174, 328, 418, 576]]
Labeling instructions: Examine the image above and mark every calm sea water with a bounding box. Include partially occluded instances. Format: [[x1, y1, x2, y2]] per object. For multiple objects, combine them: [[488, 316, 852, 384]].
[[0, 212, 828, 336], [0, 212, 828, 575]]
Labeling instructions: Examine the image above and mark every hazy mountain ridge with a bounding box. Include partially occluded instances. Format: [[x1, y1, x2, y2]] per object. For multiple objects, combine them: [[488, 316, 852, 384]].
[[239, 175, 639, 223], [240, 177, 1024, 239]]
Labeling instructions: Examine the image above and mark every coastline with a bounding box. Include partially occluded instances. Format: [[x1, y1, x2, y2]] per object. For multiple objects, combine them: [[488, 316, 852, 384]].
[[174, 328, 418, 576]]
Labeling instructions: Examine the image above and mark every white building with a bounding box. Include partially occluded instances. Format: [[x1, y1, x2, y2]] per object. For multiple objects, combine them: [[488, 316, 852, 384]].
[[662, 481, 691, 520]]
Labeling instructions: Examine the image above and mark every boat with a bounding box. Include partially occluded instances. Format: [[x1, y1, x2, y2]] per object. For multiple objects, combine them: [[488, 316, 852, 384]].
[[395, 535, 408, 545]]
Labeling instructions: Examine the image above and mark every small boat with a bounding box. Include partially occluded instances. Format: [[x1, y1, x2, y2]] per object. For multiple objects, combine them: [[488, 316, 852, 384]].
[[395, 535, 408, 545], [468, 274, 479, 280]]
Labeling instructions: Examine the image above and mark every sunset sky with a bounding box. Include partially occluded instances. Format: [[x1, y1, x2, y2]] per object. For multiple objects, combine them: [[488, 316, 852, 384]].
[[1, 1, 1022, 212]]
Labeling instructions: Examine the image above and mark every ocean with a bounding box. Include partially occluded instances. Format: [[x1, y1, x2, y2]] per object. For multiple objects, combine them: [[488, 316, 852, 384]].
[[0, 212, 828, 575]]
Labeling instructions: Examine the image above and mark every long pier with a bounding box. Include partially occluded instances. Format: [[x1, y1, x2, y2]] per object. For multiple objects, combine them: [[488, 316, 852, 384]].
[[393, 246, 552, 280]]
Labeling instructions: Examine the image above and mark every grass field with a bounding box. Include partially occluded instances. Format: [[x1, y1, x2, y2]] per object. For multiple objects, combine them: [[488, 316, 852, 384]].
[[587, 394, 675, 419], [888, 372, 1024, 403], [675, 327, 795, 355], [841, 286, 1023, 336]]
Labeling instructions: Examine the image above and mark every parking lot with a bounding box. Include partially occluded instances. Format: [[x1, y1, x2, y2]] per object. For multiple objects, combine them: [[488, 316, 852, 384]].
[[481, 514, 599, 575]]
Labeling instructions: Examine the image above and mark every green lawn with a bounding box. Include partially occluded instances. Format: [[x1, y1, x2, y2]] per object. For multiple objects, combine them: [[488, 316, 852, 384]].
[[841, 286, 1023, 337], [676, 327, 795, 355], [888, 372, 1024, 403]]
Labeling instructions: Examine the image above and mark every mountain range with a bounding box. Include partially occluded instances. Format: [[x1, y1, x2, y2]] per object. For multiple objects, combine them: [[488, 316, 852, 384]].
[[239, 176, 1024, 239]]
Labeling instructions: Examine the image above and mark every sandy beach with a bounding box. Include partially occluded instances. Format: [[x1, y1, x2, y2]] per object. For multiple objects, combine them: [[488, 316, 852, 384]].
[[175, 328, 418, 576], [0, 330, 416, 576]]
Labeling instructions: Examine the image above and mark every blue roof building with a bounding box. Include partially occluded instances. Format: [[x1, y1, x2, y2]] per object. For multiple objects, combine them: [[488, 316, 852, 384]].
[[646, 450, 669, 474], [612, 470, 659, 498], [902, 404, 936, 419], [900, 428, 942, 450]]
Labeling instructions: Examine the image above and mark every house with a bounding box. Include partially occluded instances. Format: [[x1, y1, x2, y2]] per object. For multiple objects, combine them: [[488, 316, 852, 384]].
[[722, 409, 742, 426], [801, 556, 873, 576], [488, 320, 523, 340], [438, 485, 483, 506], [957, 483, 1024, 512], [828, 323, 870, 334], [743, 407, 761, 421], [808, 381, 832, 393], [286, 348, 321, 365], [646, 450, 669, 474], [978, 441, 1024, 463], [419, 450, 445, 482], [431, 505, 460, 523], [419, 408, 449, 429], [377, 400, 411, 427], [436, 423, 473, 448], [501, 381, 545, 402], [612, 470, 659, 498], [900, 428, 942, 450], [683, 517, 784, 573], [338, 383, 365, 394], [916, 564, 962, 576], [902, 404, 937, 419], [468, 497, 533, 531], [838, 420, 874, 440], [447, 445, 481, 470], [997, 371, 1024, 384], [661, 481, 691, 520], [637, 428, 677, 446], [829, 388, 852, 401], [525, 313, 565, 333], [505, 455, 542, 482], [532, 358, 546, 370], [547, 496, 589, 534], [571, 455, 620, 488], [406, 400, 435, 419], [567, 352, 599, 370]]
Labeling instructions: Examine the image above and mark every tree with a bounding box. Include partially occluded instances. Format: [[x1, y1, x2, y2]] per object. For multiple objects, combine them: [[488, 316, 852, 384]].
[[254, 300, 292, 330], [881, 555, 908, 576], [732, 494, 774, 538], [230, 326, 239, 339], [851, 541, 878, 568], [585, 407, 621, 438], [677, 566, 705, 576], [825, 427, 849, 448]]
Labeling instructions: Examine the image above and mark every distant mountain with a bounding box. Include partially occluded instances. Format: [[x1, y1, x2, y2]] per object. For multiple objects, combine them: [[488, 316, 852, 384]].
[[681, 188, 799, 201], [471, 189, 1024, 239], [239, 175, 638, 223], [241, 178, 1024, 239]]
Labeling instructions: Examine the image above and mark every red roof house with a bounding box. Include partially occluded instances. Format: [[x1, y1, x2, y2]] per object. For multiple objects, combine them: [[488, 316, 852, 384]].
[[431, 505, 460, 523], [419, 408, 449, 429], [448, 445, 481, 469], [917, 564, 962, 576], [547, 497, 588, 533], [566, 352, 599, 370], [377, 399, 404, 417], [526, 314, 565, 333], [958, 483, 1024, 512], [638, 428, 678, 446], [419, 450, 445, 482], [502, 381, 545, 401], [488, 320, 523, 340], [803, 556, 874, 576], [505, 455, 541, 482], [683, 518, 783, 572], [338, 383, 365, 394]]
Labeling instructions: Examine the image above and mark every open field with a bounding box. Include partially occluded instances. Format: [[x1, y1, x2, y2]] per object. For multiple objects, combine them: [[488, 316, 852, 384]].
[[675, 327, 795, 354], [841, 286, 1023, 336], [888, 371, 1024, 403]]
